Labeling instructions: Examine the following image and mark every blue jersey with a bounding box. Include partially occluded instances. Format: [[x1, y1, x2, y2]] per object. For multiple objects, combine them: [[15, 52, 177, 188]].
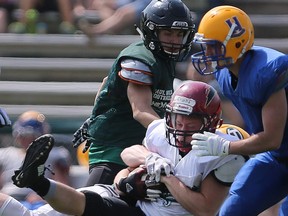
[[215, 46, 288, 157]]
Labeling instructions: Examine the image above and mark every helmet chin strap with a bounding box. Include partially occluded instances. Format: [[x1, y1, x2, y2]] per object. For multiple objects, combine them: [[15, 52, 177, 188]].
[[135, 25, 145, 41]]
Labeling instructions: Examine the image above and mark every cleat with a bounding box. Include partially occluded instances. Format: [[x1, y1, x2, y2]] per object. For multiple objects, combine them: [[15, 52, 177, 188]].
[[12, 134, 54, 188]]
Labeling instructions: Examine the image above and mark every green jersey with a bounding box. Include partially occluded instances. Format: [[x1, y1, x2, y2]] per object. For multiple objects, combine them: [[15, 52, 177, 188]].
[[88, 41, 175, 166]]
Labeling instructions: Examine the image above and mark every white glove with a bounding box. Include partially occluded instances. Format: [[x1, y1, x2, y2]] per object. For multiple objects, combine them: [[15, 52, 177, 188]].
[[145, 153, 174, 182], [191, 132, 230, 156]]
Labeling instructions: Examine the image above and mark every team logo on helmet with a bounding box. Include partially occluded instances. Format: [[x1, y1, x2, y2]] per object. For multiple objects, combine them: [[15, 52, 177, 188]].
[[226, 127, 244, 140], [172, 21, 188, 28], [225, 16, 245, 38], [205, 87, 217, 108]]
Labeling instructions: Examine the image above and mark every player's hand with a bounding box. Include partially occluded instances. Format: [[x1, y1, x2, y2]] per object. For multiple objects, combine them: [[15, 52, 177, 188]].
[[72, 118, 92, 153], [145, 153, 174, 182], [191, 132, 230, 156], [117, 167, 147, 200], [0, 108, 11, 127]]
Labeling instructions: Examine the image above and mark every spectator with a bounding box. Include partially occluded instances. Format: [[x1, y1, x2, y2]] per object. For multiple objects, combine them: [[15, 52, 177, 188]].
[[0, 0, 18, 32], [8, 0, 75, 34], [75, 0, 151, 36], [0, 110, 72, 210], [0, 110, 50, 195], [72, 0, 195, 186], [0, 81, 248, 216], [0, 110, 50, 204]]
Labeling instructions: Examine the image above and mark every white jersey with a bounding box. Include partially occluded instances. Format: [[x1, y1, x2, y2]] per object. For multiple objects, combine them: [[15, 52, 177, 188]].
[[137, 119, 243, 216]]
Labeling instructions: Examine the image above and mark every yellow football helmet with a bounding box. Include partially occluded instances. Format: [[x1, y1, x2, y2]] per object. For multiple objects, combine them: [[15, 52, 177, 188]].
[[218, 123, 250, 140], [191, 5, 254, 75]]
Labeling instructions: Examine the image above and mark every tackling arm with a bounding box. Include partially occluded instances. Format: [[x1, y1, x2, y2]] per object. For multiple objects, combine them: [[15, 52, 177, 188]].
[[230, 89, 286, 155], [161, 174, 229, 216], [121, 144, 150, 167]]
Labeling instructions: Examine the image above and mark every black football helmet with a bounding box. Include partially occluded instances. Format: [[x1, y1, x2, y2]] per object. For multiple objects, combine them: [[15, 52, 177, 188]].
[[138, 0, 195, 61]]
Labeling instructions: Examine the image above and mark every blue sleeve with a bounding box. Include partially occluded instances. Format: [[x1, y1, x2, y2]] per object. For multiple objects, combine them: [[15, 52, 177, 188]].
[[260, 55, 288, 102]]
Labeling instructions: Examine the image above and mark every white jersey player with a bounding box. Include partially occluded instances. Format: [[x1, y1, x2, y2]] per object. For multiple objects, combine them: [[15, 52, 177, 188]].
[[135, 120, 247, 216], [122, 81, 249, 216]]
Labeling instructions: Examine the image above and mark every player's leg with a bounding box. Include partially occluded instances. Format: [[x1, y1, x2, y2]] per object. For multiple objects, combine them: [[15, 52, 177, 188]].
[[0, 192, 70, 216], [82, 190, 145, 216], [0, 193, 33, 216], [11, 134, 86, 216], [219, 153, 288, 216]]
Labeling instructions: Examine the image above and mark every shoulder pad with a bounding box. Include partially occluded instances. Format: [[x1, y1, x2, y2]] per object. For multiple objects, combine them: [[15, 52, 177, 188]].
[[120, 59, 151, 73], [214, 155, 246, 185]]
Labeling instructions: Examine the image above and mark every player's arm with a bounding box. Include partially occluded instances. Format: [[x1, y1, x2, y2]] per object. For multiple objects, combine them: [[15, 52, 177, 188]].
[[192, 89, 287, 156], [161, 173, 229, 215], [119, 59, 160, 128], [121, 144, 150, 167], [113, 167, 132, 196], [127, 83, 160, 128], [94, 76, 107, 103], [230, 89, 286, 155]]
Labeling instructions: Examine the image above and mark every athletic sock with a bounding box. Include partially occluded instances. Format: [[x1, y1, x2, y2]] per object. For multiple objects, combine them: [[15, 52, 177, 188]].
[[30, 177, 50, 197]]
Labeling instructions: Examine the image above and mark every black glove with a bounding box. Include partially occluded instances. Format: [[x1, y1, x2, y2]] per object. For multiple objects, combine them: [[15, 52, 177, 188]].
[[118, 167, 148, 200], [0, 108, 11, 127], [117, 167, 169, 201], [72, 118, 91, 153]]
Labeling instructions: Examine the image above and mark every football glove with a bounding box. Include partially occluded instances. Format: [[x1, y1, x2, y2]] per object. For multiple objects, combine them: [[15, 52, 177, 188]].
[[117, 167, 148, 200], [72, 118, 92, 153], [145, 153, 174, 182], [0, 108, 11, 127], [191, 131, 230, 156], [117, 166, 169, 201]]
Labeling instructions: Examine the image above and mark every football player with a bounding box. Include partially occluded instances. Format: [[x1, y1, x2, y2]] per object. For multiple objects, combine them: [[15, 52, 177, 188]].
[[190, 5, 288, 215], [72, 0, 195, 186]]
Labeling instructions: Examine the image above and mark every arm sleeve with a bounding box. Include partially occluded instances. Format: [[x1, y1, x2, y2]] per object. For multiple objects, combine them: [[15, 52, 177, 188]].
[[118, 59, 153, 85]]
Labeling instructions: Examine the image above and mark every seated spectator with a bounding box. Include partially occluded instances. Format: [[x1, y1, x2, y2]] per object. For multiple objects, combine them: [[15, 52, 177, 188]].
[[75, 0, 151, 36], [8, 0, 75, 34], [0, 110, 50, 197], [0, 0, 18, 33], [0, 110, 74, 210]]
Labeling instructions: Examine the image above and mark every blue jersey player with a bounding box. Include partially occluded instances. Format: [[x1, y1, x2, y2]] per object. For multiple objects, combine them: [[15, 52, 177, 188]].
[[190, 5, 288, 216]]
